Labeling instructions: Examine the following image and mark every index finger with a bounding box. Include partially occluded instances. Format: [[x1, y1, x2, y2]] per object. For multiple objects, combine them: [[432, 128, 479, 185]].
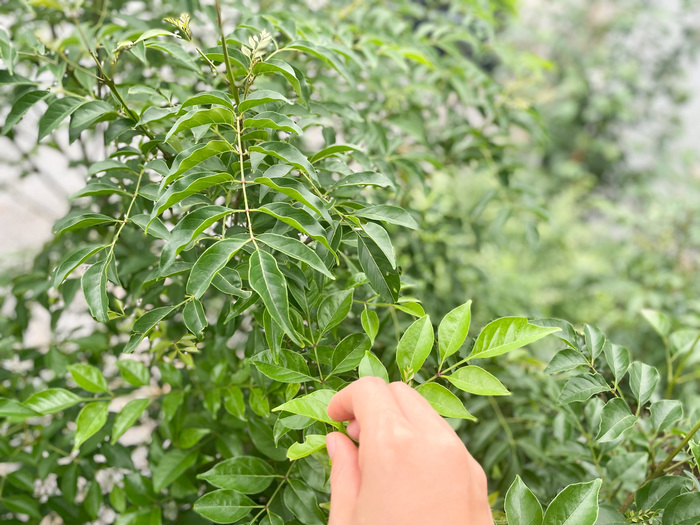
[[327, 377, 405, 432]]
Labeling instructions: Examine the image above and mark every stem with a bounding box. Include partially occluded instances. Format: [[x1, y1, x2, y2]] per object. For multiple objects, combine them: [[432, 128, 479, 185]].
[[249, 462, 296, 524], [215, 0, 240, 107], [619, 417, 700, 513]]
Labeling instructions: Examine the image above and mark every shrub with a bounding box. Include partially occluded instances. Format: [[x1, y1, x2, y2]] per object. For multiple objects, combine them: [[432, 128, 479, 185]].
[[0, 1, 698, 524]]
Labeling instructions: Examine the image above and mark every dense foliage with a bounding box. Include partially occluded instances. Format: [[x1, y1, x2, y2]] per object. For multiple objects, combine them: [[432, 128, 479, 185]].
[[0, 1, 698, 524]]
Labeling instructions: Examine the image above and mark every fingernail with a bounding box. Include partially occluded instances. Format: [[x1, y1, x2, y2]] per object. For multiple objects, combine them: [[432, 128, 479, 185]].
[[326, 434, 336, 460]]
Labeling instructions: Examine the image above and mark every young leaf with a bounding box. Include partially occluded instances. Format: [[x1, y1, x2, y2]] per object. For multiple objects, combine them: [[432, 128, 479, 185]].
[[73, 402, 109, 451], [257, 233, 334, 279], [330, 333, 371, 376], [287, 434, 326, 460], [81, 256, 111, 323], [542, 479, 602, 525], [468, 317, 561, 360], [0, 398, 39, 419], [111, 398, 150, 445], [184, 299, 208, 337], [415, 383, 475, 420], [358, 351, 389, 383], [396, 315, 434, 381], [186, 235, 250, 299], [504, 475, 543, 525], [248, 249, 302, 346], [258, 202, 333, 251], [272, 389, 337, 426], [558, 374, 609, 404], [596, 398, 637, 442], [152, 449, 198, 493], [361, 307, 379, 344], [23, 388, 84, 415], [438, 301, 472, 365], [193, 489, 258, 523], [353, 204, 418, 230], [68, 364, 109, 393], [445, 366, 510, 396], [629, 362, 660, 407], [197, 456, 276, 493], [116, 360, 150, 386]]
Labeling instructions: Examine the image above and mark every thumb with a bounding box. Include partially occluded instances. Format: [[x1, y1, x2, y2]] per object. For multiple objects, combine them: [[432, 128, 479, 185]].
[[326, 432, 361, 525]]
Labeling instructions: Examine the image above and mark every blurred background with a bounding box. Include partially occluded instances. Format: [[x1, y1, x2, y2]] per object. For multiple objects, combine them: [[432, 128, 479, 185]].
[[2, 0, 700, 358]]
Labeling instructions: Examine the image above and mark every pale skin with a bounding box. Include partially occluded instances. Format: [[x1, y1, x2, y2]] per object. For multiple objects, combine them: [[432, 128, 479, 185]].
[[325, 377, 494, 525]]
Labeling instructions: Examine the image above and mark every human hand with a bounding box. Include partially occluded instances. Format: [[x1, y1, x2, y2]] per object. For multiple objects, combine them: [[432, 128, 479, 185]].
[[325, 377, 493, 525]]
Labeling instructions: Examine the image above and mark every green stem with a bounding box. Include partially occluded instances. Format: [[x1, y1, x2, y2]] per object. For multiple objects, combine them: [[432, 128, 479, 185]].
[[215, 0, 240, 107], [250, 462, 296, 524]]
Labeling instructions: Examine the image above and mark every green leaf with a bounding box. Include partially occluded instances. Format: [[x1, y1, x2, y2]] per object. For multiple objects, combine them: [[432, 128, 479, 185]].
[[469, 317, 561, 360], [330, 333, 371, 376], [649, 400, 683, 433], [125, 305, 178, 353], [23, 388, 84, 414], [70, 180, 131, 199], [286, 40, 353, 84], [180, 428, 211, 448], [116, 360, 150, 386], [361, 308, 379, 344], [197, 456, 276, 493], [185, 235, 250, 299], [353, 204, 418, 230], [356, 232, 400, 303], [53, 244, 107, 287], [258, 202, 332, 252], [244, 111, 301, 134], [308, 144, 360, 164], [150, 172, 234, 220], [73, 402, 109, 451], [223, 386, 246, 420], [272, 389, 338, 426], [505, 475, 544, 525], [330, 170, 394, 190], [0, 398, 39, 419], [181, 90, 234, 110], [53, 211, 118, 235], [249, 142, 317, 181], [111, 398, 150, 445], [584, 324, 606, 361], [249, 249, 302, 346], [2, 495, 41, 519], [68, 364, 109, 393], [252, 59, 303, 99], [360, 221, 396, 269], [396, 315, 434, 381], [165, 107, 235, 141], [287, 434, 326, 460], [160, 205, 235, 271], [2, 90, 50, 134], [596, 398, 637, 442], [438, 301, 472, 365], [545, 349, 589, 374], [635, 476, 692, 512], [254, 176, 331, 223], [318, 289, 353, 334], [238, 90, 291, 112], [164, 140, 233, 185], [283, 479, 325, 525], [661, 493, 700, 525], [629, 362, 660, 407], [0, 29, 17, 76], [213, 267, 251, 298], [38, 96, 87, 140], [416, 383, 475, 420], [257, 233, 334, 279], [446, 366, 510, 396], [603, 343, 631, 382], [184, 299, 208, 337], [81, 256, 111, 323], [641, 308, 673, 339], [542, 479, 601, 525], [193, 489, 258, 523], [69, 100, 116, 142], [153, 449, 198, 493], [558, 374, 609, 404], [358, 351, 389, 383], [252, 349, 313, 383]]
